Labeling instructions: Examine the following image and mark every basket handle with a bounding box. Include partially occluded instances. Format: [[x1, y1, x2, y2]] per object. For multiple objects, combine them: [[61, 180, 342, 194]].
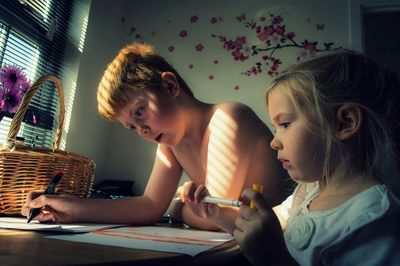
[[6, 74, 65, 150]]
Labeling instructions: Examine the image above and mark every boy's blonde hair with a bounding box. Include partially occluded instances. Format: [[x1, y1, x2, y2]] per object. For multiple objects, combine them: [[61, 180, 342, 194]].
[[266, 50, 400, 193], [97, 42, 193, 121]]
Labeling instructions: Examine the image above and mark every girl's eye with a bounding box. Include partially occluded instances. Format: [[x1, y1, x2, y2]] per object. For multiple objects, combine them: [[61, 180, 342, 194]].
[[280, 122, 290, 129], [130, 124, 136, 130]]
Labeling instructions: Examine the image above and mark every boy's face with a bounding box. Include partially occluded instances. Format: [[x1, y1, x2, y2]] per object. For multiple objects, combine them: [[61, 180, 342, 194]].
[[267, 85, 324, 183], [117, 87, 185, 147]]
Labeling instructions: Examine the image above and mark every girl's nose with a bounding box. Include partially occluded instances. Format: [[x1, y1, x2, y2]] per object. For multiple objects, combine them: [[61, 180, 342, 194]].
[[270, 136, 281, 150]]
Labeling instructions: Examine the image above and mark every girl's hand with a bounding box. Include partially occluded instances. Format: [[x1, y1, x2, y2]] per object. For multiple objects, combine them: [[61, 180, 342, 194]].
[[233, 189, 293, 265], [176, 181, 220, 219], [21, 190, 80, 223]]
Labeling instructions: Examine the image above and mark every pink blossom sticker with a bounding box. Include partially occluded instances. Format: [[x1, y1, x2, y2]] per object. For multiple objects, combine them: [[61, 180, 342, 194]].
[[210, 17, 222, 24], [33, 114, 37, 125], [287, 32, 296, 39], [179, 30, 188, 38], [272, 15, 283, 24], [190, 15, 198, 23], [195, 44, 204, 52], [236, 13, 246, 22]]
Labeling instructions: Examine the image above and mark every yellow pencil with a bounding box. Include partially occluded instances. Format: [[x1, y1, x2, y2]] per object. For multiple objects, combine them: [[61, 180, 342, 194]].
[[250, 183, 264, 209]]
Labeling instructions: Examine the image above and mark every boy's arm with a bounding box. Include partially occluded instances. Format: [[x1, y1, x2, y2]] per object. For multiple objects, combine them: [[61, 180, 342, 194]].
[[181, 204, 221, 230], [83, 144, 183, 223]]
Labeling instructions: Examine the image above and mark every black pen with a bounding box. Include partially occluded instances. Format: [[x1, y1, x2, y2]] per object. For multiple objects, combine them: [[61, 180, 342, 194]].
[[27, 172, 64, 223]]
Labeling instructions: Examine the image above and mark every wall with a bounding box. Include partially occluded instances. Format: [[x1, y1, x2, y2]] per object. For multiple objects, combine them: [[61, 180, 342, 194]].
[[68, 0, 350, 195], [66, 0, 131, 183]]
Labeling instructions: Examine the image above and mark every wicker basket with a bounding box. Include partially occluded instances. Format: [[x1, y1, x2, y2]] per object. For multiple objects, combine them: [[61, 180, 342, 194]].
[[0, 75, 95, 215]]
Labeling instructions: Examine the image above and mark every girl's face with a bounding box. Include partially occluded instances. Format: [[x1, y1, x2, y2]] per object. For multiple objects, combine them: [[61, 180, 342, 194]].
[[267, 85, 325, 183], [117, 88, 185, 147]]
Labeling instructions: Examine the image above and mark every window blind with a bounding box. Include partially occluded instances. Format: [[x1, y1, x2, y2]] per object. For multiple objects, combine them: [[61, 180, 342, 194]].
[[0, 0, 74, 148]]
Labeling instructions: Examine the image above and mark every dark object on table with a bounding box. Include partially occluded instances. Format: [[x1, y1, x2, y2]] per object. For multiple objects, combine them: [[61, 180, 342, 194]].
[[90, 180, 134, 199]]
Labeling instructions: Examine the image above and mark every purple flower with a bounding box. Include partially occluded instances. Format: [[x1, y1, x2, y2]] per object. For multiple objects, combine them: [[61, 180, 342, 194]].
[[0, 86, 25, 113], [0, 64, 31, 114], [0, 65, 30, 91]]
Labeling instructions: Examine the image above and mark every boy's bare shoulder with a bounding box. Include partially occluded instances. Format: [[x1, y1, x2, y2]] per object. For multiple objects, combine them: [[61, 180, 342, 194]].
[[213, 102, 262, 125], [214, 101, 254, 115], [211, 102, 272, 147]]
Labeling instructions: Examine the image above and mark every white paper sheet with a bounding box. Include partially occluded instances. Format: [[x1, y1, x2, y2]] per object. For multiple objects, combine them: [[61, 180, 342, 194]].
[[0, 217, 123, 233], [47, 226, 234, 256]]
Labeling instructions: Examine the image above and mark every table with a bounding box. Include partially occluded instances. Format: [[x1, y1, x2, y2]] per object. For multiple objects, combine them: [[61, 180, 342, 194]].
[[0, 225, 251, 266]]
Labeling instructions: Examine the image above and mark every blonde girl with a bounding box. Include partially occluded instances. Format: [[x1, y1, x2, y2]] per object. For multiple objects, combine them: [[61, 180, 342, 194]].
[[233, 50, 400, 265]]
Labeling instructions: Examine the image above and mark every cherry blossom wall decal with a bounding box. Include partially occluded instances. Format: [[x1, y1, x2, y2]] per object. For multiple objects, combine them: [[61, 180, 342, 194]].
[[212, 13, 341, 76], [121, 12, 341, 89]]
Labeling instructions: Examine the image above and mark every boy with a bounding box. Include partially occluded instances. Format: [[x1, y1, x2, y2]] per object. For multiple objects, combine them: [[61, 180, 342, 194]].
[[22, 42, 286, 233]]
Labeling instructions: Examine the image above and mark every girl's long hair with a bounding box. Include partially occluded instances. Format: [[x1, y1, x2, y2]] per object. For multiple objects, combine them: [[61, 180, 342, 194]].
[[266, 50, 400, 194]]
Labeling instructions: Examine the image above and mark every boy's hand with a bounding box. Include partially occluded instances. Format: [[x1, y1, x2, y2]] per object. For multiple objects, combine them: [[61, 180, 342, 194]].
[[233, 188, 293, 265], [21, 190, 79, 223], [176, 181, 220, 219]]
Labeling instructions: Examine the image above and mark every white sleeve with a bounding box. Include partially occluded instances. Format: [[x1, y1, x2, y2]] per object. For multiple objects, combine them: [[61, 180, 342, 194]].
[[273, 194, 293, 230]]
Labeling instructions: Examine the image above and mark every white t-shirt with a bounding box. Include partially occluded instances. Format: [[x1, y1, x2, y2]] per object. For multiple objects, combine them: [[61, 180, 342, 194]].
[[277, 182, 400, 266]]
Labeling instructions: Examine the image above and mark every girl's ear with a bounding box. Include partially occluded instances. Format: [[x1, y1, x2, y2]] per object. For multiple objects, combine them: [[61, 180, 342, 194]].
[[161, 72, 180, 97], [336, 104, 362, 140]]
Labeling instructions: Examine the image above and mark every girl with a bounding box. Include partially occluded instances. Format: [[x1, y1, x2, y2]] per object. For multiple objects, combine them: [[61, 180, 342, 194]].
[[232, 50, 400, 265], [21, 42, 287, 233]]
